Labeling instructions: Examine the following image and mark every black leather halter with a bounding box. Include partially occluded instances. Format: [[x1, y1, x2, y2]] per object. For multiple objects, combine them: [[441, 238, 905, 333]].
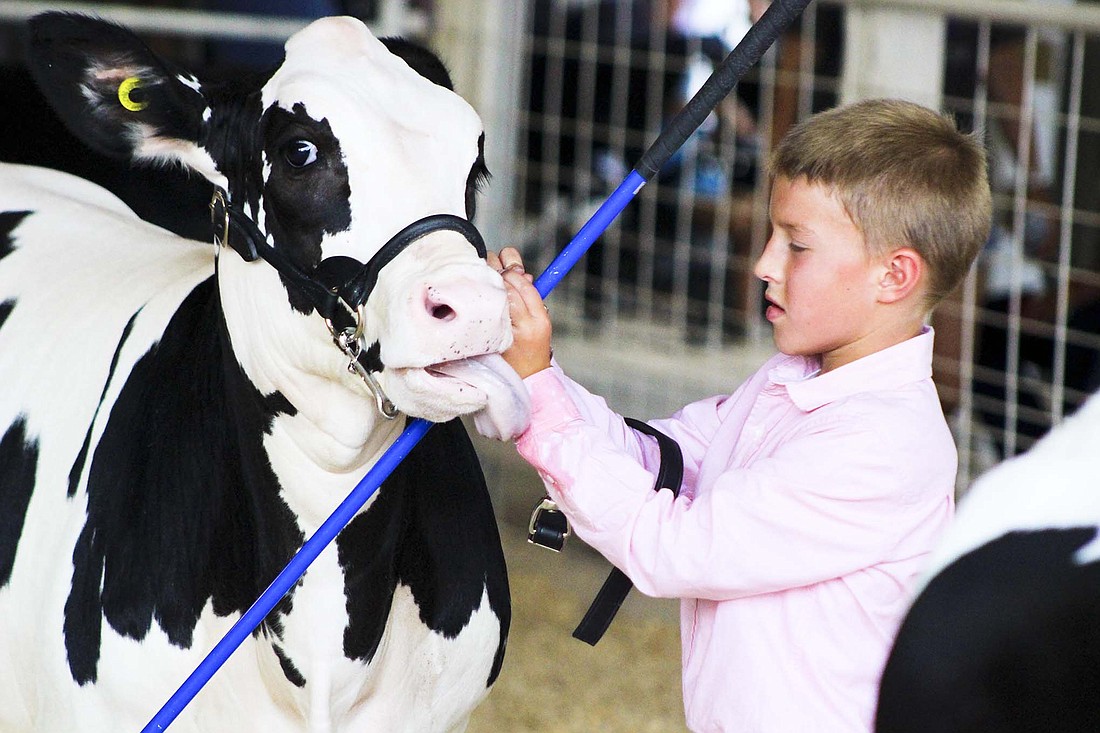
[[209, 187, 487, 327]]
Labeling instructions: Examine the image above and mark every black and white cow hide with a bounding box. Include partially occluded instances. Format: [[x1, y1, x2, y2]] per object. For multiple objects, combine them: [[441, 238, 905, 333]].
[[0, 13, 526, 732], [876, 392, 1100, 732]]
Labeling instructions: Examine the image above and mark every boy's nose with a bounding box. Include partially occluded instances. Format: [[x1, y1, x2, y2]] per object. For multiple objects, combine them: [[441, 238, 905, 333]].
[[753, 239, 779, 282]]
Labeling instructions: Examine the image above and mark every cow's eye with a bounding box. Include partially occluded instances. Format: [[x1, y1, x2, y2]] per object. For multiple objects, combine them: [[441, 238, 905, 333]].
[[283, 139, 319, 168]]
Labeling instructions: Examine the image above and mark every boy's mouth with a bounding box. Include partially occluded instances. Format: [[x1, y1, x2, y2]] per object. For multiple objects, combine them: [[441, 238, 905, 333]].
[[764, 295, 785, 321]]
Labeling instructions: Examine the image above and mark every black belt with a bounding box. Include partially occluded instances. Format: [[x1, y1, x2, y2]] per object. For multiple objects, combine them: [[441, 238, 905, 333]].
[[527, 417, 684, 646]]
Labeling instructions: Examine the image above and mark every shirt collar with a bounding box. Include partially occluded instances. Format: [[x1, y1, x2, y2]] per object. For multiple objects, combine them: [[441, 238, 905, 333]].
[[770, 326, 936, 412]]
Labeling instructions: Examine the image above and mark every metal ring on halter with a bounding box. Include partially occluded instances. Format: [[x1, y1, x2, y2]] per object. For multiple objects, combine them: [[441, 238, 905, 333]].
[[209, 188, 231, 262], [325, 307, 398, 420], [324, 302, 366, 345]]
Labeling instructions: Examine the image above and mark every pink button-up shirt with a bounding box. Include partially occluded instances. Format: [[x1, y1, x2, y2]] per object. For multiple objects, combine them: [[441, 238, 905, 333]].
[[515, 328, 956, 732]]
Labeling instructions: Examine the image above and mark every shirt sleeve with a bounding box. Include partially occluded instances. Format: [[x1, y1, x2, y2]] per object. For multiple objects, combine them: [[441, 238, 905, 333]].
[[521, 364, 724, 492], [526, 364, 652, 463], [517, 380, 951, 602]]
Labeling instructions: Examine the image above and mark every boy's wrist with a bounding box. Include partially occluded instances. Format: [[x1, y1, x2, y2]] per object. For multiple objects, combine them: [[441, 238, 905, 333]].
[[509, 352, 553, 379]]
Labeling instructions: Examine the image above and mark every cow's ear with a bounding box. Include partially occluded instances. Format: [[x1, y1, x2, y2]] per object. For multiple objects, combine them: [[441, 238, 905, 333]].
[[380, 37, 454, 91], [27, 13, 208, 169]]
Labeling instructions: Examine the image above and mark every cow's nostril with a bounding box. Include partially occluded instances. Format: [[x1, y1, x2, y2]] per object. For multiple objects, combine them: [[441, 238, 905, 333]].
[[431, 304, 456, 321]]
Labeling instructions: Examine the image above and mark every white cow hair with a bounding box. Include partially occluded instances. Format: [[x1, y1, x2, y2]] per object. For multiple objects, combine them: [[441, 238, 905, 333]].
[[175, 73, 201, 93], [915, 389, 1100, 590], [140, 133, 227, 189]]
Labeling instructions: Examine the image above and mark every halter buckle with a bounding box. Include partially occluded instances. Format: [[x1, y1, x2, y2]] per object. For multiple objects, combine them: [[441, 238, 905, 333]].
[[348, 355, 399, 420], [527, 497, 570, 552]]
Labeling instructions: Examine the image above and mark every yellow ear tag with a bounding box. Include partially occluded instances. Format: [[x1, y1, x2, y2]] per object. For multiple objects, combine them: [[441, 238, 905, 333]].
[[118, 77, 148, 112]]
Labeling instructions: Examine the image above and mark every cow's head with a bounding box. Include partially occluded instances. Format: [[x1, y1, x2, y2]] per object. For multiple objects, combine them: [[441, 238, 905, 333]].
[[27, 12, 528, 439]]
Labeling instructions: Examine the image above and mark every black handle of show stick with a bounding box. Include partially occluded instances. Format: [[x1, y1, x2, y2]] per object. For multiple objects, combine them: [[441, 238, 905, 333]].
[[636, 0, 815, 181]]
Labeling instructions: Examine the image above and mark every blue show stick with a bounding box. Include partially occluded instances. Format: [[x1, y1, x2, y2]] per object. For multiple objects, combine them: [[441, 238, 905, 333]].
[[142, 0, 812, 728], [533, 170, 646, 297]]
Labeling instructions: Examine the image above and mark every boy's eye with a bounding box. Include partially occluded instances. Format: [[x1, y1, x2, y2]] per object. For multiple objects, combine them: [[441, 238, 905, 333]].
[[788, 242, 808, 253]]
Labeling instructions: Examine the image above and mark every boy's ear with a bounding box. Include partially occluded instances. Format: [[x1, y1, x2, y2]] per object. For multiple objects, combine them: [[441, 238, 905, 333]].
[[877, 247, 925, 304]]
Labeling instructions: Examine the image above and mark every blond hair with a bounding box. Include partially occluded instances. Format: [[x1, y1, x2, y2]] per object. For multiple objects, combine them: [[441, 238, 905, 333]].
[[769, 98, 991, 307]]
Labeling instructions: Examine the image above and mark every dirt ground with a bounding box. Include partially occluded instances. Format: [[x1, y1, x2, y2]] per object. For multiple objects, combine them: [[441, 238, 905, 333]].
[[466, 525, 689, 733]]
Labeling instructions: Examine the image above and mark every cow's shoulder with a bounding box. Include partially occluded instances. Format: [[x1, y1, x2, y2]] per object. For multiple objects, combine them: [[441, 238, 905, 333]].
[[65, 277, 303, 684], [878, 395, 1100, 733], [0, 161, 214, 472], [878, 527, 1100, 732]]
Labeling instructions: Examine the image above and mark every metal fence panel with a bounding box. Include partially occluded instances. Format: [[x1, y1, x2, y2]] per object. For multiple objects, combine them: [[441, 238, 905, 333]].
[[502, 0, 1100, 489]]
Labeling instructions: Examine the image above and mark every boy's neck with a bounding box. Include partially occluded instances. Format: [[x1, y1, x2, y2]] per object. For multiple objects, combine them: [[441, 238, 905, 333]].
[[818, 316, 926, 374]]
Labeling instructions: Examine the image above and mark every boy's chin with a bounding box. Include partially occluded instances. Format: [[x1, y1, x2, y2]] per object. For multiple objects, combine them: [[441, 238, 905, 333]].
[[772, 334, 824, 363], [770, 330, 806, 356]]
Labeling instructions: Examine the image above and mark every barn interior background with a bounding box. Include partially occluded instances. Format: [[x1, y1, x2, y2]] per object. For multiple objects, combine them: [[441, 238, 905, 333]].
[[2, 0, 1099, 730]]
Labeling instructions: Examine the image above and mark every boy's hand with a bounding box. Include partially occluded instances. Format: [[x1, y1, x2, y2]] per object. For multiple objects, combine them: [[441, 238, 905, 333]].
[[488, 247, 553, 379]]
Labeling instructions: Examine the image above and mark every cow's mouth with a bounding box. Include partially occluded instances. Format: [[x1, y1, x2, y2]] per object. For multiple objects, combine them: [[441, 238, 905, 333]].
[[422, 353, 531, 440], [424, 352, 507, 388]]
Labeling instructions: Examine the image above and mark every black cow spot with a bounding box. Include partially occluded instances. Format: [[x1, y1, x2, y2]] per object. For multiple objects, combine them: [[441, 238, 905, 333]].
[[68, 309, 141, 497], [381, 37, 455, 91], [259, 104, 352, 316], [877, 527, 1100, 733], [273, 643, 306, 689], [64, 277, 302, 685], [0, 211, 30, 261], [0, 416, 39, 588], [338, 417, 510, 687], [360, 341, 383, 374]]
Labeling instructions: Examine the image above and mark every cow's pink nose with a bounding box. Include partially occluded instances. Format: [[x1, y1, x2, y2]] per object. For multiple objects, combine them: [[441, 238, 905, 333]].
[[428, 300, 456, 322], [425, 288, 458, 322], [414, 279, 506, 342]]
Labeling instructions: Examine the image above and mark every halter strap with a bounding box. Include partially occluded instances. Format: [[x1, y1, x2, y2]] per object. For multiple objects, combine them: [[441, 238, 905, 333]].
[[209, 188, 487, 325]]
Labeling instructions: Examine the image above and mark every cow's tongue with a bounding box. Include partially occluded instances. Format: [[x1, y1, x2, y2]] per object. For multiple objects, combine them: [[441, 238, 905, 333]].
[[431, 353, 531, 441]]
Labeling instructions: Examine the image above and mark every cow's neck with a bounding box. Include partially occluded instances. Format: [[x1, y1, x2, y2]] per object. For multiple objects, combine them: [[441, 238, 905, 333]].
[[216, 256, 401, 526]]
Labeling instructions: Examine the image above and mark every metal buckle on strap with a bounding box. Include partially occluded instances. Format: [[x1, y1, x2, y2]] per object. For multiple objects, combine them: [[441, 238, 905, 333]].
[[327, 309, 399, 420], [527, 497, 570, 552]]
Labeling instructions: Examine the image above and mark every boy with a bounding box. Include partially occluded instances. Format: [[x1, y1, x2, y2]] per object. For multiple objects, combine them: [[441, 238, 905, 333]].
[[491, 98, 991, 731]]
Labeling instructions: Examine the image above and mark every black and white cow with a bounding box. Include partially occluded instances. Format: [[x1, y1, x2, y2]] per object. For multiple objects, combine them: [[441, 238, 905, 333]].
[[0, 13, 527, 732], [876, 392, 1100, 732]]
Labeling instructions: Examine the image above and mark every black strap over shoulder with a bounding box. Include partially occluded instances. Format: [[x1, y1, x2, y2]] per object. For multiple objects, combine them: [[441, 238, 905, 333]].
[[572, 417, 684, 646]]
